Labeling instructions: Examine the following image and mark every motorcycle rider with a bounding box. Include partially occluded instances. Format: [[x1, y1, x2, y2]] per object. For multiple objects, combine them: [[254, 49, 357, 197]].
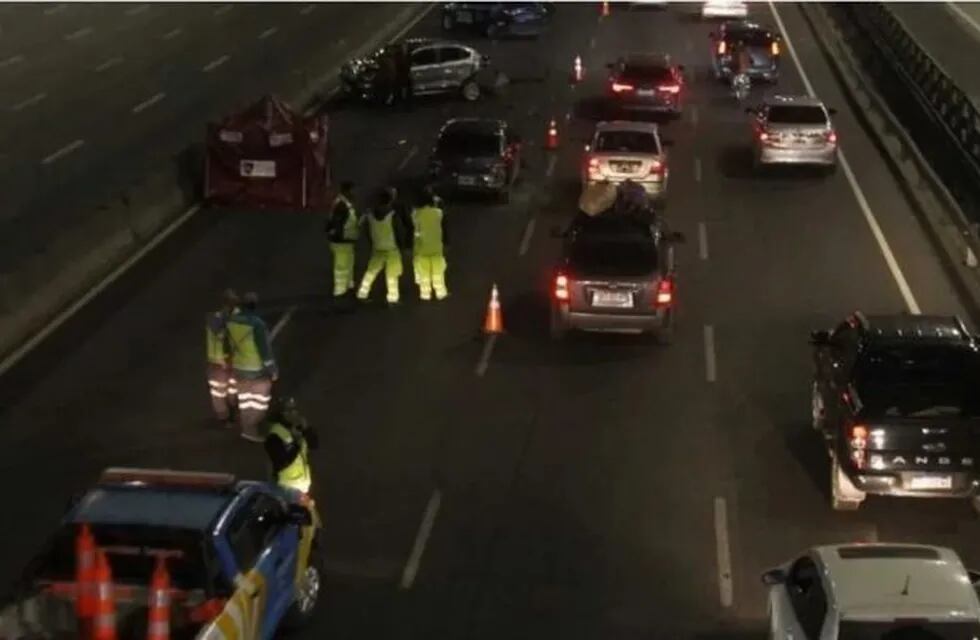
[[728, 39, 752, 97]]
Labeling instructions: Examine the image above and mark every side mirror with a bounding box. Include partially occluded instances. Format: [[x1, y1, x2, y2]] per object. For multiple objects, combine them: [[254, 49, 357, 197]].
[[550, 225, 565, 239], [968, 570, 980, 586], [761, 568, 787, 586], [810, 329, 831, 345], [287, 503, 313, 526], [667, 231, 686, 244]]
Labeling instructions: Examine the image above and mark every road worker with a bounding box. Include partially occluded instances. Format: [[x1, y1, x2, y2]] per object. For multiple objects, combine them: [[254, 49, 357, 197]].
[[326, 181, 360, 298], [411, 186, 450, 301], [264, 396, 317, 494], [356, 186, 408, 305], [226, 292, 278, 441], [205, 288, 240, 426]]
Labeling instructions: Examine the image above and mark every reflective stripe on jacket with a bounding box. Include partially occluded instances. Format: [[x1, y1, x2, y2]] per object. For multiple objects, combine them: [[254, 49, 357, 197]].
[[368, 211, 398, 252], [268, 423, 312, 492], [411, 206, 444, 256]]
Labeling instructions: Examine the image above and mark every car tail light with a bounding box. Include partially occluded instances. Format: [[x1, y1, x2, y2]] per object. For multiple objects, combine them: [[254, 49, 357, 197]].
[[658, 84, 681, 94], [654, 277, 673, 306], [826, 130, 838, 144], [717, 40, 727, 55], [586, 156, 601, 176], [611, 81, 635, 93], [849, 424, 868, 469], [771, 41, 780, 56], [648, 159, 665, 176], [555, 274, 570, 301]]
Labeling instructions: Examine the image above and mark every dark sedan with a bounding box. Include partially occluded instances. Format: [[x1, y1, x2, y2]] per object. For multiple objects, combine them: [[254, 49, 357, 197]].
[[441, 3, 552, 38], [606, 53, 686, 118], [428, 118, 522, 202]]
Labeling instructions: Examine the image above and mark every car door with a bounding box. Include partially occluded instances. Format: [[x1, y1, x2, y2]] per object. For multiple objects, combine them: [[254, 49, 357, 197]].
[[410, 45, 442, 94], [436, 45, 474, 90], [249, 493, 301, 639], [770, 555, 827, 640]]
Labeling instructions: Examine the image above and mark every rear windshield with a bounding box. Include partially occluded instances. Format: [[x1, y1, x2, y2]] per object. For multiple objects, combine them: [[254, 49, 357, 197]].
[[767, 105, 827, 125], [569, 238, 659, 277], [620, 64, 673, 84], [438, 131, 500, 156], [595, 131, 660, 154], [725, 30, 776, 46], [855, 346, 980, 418], [32, 523, 215, 591], [839, 620, 980, 640]]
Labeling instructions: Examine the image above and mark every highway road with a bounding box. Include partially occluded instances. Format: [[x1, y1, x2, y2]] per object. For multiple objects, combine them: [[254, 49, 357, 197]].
[[2, 2, 980, 638]]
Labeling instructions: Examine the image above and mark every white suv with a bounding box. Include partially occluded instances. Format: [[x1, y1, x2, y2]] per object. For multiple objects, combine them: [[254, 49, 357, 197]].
[[582, 121, 670, 200], [763, 544, 980, 640]]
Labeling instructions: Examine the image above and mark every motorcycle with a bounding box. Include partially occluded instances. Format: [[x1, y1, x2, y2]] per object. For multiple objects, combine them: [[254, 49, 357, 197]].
[[731, 72, 751, 102]]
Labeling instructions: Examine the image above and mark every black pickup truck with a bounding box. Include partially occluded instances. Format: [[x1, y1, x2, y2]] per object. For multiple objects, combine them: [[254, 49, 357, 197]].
[[810, 312, 980, 511]]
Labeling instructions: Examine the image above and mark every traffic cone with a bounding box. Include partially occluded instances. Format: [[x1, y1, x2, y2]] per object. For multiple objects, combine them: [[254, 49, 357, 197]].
[[483, 284, 504, 335], [601, 1, 610, 17], [93, 550, 117, 640], [545, 119, 559, 150], [572, 55, 584, 83], [147, 556, 171, 640], [75, 524, 97, 622]]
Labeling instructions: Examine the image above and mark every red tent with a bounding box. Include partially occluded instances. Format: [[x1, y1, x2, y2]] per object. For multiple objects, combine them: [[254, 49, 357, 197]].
[[204, 95, 332, 210]]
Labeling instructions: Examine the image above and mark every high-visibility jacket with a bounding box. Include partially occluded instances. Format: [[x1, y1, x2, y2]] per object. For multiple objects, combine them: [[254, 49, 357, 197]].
[[226, 311, 277, 378], [412, 206, 444, 256], [268, 423, 312, 493], [367, 211, 398, 252], [332, 195, 359, 242], [205, 308, 236, 366]]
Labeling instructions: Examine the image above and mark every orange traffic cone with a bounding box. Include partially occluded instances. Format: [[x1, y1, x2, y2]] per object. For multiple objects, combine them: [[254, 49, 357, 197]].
[[601, 1, 610, 17], [75, 524, 97, 624], [545, 119, 559, 150], [483, 284, 504, 335], [147, 556, 171, 640], [572, 55, 584, 83], [93, 550, 116, 640]]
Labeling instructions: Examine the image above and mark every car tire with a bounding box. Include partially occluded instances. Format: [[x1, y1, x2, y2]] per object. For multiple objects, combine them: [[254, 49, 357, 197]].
[[550, 308, 568, 341], [282, 543, 324, 629], [442, 12, 455, 30], [461, 80, 481, 102], [811, 382, 826, 432], [831, 457, 865, 511]]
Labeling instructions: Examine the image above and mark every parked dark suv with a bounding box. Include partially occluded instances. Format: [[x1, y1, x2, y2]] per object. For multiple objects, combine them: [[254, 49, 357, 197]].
[[606, 53, 686, 118], [429, 118, 522, 202], [441, 2, 552, 38], [810, 312, 980, 511]]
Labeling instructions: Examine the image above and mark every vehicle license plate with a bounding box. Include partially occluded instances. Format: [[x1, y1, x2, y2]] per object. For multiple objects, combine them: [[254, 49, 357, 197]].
[[593, 290, 632, 308], [240, 160, 276, 178], [612, 161, 640, 173], [638, 89, 655, 97], [457, 10, 473, 23], [909, 475, 952, 490], [458, 175, 478, 186]]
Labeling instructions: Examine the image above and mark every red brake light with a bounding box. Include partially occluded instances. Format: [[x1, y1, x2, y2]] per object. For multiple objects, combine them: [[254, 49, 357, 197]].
[[555, 274, 570, 301], [826, 130, 838, 144], [654, 278, 673, 306], [718, 41, 726, 55], [611, 81, 634, 93], [849, 424, 868, 468], [657, 84, 681, 94], [648, 159, 665, 175]]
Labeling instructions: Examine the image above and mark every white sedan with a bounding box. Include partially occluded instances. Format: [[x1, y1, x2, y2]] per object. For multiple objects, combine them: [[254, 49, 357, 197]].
[[702, 0, 748, 19]]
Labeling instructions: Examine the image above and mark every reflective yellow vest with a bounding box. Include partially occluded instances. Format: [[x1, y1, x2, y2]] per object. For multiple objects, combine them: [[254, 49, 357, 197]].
[[269, 423, 312, 493], [368, 212, 398, 252], [205, 310, 231, 365], [411, 206, 444, 256], [333, 195, 359, 241]]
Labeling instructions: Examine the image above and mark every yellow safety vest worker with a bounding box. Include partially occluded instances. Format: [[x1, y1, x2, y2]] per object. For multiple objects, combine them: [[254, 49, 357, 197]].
[[205, 310, 232, 366], [268, 423, 312, 493], [411, 206, 444, 256], [333, 194, 359, 241], [367, 212, 398, 252]]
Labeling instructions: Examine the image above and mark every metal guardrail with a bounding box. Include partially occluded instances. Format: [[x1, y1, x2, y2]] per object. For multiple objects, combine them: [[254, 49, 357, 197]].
[[827, 3, 980, 233]]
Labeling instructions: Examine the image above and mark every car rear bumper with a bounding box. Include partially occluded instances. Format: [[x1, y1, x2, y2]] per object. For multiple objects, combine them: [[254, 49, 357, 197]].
[[554, 305, 670, 333], [850, 471, 979, 498], [613, 98, 682, 114], [584, 177, 666, 198], [758, 145, 837, 166], [714, 61, 779, 82], [433, 171, 507, 193]]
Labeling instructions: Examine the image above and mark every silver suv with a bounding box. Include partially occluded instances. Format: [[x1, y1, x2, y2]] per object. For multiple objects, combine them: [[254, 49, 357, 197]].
[[747, 95, 838, 173]]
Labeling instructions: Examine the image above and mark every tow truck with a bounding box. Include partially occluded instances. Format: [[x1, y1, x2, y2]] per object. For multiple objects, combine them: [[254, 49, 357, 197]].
[[0, 468, 322, 639]]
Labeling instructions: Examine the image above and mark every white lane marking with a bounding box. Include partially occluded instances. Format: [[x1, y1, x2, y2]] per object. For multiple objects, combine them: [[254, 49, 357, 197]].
[[95, 56, 123, 72], [694, 156, 702, 183], [65, 26, 94, 41], [396, 145, 418, 172], [400, 490, 442, 590], [698, 221, 709, 261], [270, 307, 296, 340], [685, 38, 693, 53], [590, 36, 596, 49], [41, 139, 85, 165], [475, 333, 498, 377], [125, 4, 149, 16], [44, 3, 67, 15], [132, 91, 165, 114], [690, 105, 699, 127], [300, 4, 316, 15], [518, 217, 537, 256], [258, 26, 278, 40], [545, 154, 557, 179], [202, 54, 231, 73], [768, 1, 921, 314], [704, 324, 717, 382], [714, 496, 734, 608], [162, 27, 183, 40], [214, 4, 233, 16], [11, 92, 47, 112], [947, 2, 980, 37], [0, 54, 25, 68]]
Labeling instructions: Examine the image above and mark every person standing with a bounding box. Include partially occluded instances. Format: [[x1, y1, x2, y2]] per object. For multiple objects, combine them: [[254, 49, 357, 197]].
[[356, 187, 407, 305], [411, 186, 450, 301], [263, 397, 318, 494], [326, 181, 360, 298], [226, 292, 278, 441], [205, 289, 239, 426]]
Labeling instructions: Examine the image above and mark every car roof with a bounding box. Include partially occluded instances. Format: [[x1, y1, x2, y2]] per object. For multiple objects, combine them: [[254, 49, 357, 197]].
[[595, 120, 660, 135], [766, 94, 826, 108], [815, 544, 980, 618], [70, 486, 234, 531], [859, 313, 973, 345], [441, 117, 505, 136], [620, 53, 672, 68]]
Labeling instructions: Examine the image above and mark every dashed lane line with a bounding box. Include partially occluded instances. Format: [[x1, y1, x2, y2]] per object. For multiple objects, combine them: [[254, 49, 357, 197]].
[[162, 27, 183, 40], [0, 54, 25, 68], [11, 92, 47, 112], [698, 221, 709, 261], [694, 156, 702, 183], [65, 26, 94, 41], [400, 490, 442, 590], [475, 333, 498, 377], [132, 92, 165, 114], [396, 145, 418, 172], [202, 54, 231, 73], [258, 26, 278, 40], [518, 217, 537, 256], [768, 1, 921, 314], [41, 139, 84, 165], [270, 307, 296, 340], [704, 324, 717, 382], [714, 496, 734, 608], [95, 57, 123, 72]]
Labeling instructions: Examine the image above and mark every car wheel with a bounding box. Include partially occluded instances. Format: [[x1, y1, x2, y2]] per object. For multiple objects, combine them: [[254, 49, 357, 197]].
[[831, 457, 864, 511], [550, 308, 568, 341], [442, 12, 455, 30], [811, 382, 826, 432], [282, 545, 323, 629], [461, 80, 481, 102]]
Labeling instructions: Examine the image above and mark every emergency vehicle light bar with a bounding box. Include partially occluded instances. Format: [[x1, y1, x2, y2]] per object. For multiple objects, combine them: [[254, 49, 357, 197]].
[[99, 467, 237, 490]]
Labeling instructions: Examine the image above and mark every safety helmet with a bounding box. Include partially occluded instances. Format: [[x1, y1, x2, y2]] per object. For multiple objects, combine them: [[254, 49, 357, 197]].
[[273, 396, 301, 423]]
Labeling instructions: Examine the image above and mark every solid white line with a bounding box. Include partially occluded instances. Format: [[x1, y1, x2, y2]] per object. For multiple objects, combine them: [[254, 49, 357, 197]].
[[0, 54, 25, 68], [270, 307, 296, 340], [475, 333, 498, 377], [400, 490, 442, 590], [518, 217, 537, 256], [65, 26, 93, 41], [214, 4, 233, 16], [300, 4, 316, 15], [590, 36, 596, 49], [95, 57, 123, 72], [125, 4, 149, 16], [258, 26, 278, 40], [0, 202, 201, 377], [202, 54, 230, 73], [694, 156, 702, 183], [545, 154, 557, 179], [41, 139, 85, 165], [132, 92, 165, 114], [396, 145, 418, 172], [704, 324, 717, 382], [768, 1, 921, 315], [714, 496, 734, 608], [162, 27, 183, 40], [11, 92, 47, 112], [698, 221, 709, 261], [947, 2, 980, 38]]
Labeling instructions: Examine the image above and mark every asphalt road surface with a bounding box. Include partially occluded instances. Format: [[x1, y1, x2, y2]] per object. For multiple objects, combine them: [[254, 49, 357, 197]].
[[2, 3, 980, 639]]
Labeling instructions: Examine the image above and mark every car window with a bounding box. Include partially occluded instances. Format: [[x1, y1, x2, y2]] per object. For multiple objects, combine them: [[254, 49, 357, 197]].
[[839, 621, 980, 640], [411, 47, 439, 66], [226, 493, 286, 571], [726, 30, 776, 46], [439, 46, 469, 63], [438, 131, 501, 156], [619, 63, 674, 84], [767, 105, 828, 125], [568, 237, 659, 277], [595, 131, 660, 154], [787, 556, 827, 640]]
